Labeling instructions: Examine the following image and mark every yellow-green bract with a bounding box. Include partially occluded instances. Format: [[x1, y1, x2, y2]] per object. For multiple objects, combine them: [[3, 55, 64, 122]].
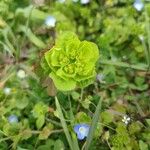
[[41, 32, 99, 91]]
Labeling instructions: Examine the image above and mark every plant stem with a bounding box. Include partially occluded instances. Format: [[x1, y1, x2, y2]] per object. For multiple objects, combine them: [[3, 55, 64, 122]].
[[106, 140, 112, 150], [80, 88, 84, 101], [46, 118, 62, 127]]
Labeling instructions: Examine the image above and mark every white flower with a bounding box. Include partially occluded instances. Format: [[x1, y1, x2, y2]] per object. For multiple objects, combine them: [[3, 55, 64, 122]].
[[96, 74, 105, 83], [4, 87, 11, 95], [57, 0, 65, 3], [81, 0, 90, 4], [139, 35, 144, 41], [17, 69, 26, 79], [45, 16, 56, 27], [133, 0, 144, 11], [122, 115, 131, 125]]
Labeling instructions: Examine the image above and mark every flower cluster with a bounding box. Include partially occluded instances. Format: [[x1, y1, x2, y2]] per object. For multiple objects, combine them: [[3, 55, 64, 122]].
[[41, 32, 99, 91]]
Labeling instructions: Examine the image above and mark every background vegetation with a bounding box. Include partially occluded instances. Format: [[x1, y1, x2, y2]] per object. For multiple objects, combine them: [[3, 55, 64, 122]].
[[0, 0, 150, 149]]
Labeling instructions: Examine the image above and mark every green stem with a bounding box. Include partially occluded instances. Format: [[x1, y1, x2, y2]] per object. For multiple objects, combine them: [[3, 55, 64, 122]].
[[46, 118, 62, 127], [0, 137, 10, 143], [80, 88, 84, 101], [106, 140, 112, 150]]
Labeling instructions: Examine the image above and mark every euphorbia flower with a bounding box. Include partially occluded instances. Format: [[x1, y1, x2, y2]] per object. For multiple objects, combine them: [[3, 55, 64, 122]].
[[41, 32, 99, 91], [74, 123, 90, 140]]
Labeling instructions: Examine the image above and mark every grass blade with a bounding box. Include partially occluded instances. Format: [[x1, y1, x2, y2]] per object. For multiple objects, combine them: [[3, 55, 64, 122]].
[[19, 25, 45, 48], [145, 10, 150, 70], [55, 97, 74, 150], [85, 97, 102, 150], [68, 95, 80, 150], [100, 59, 149, 72]]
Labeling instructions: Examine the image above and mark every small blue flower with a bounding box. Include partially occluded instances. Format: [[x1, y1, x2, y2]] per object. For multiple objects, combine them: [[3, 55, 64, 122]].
[[45, 16, 56, 27], [133, 0, 144, 11], [74, 124, 90, 140], [8, 115, 18, 124], [81, 0, 90, 4]]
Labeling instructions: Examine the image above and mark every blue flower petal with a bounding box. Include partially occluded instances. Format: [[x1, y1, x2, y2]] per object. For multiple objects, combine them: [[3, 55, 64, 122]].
[[74, 123, 90, 140], [74, 124, 81, 133], [8, 115, 18, 124], [77, 132, 86, 140]]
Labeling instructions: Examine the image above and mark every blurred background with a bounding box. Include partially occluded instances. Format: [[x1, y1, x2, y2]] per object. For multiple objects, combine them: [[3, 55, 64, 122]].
[[0, 0, 150, 150]]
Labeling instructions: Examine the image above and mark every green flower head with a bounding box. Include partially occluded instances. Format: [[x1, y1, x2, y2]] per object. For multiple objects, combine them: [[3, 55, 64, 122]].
[[41, 32, 99, 91]]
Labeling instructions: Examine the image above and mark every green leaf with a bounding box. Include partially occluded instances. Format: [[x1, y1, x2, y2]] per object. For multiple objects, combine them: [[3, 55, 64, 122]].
[[37, 145, 50, 150], [55, 97, 74, 150], [79, 41, 99, 62], [15, 96, 29, 109], [71, 91, 80, 101], [77, 77, 94, 88], [32, 102, 48, 118], [80, 97, 91, 109], [76, 112, 91, 123], [49, 72, 76, 91], [19, 26, 45, 48], [129, 122, 142, 135], [17, 146, 29, 150], [54, 139, 65, 150], [40, 57, 51, 75], [146, 119, 150, 127], [16, 5, 49, 21], [85, 97, 102, 150], [139, 140, 148, 150], [0, 41, 14, 57], [56, 32, 80, 50], [36, 115, 45, 129], [45, 139, 55, 147], [101, 111, 114, 124], [45, 48, 63, 72]]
